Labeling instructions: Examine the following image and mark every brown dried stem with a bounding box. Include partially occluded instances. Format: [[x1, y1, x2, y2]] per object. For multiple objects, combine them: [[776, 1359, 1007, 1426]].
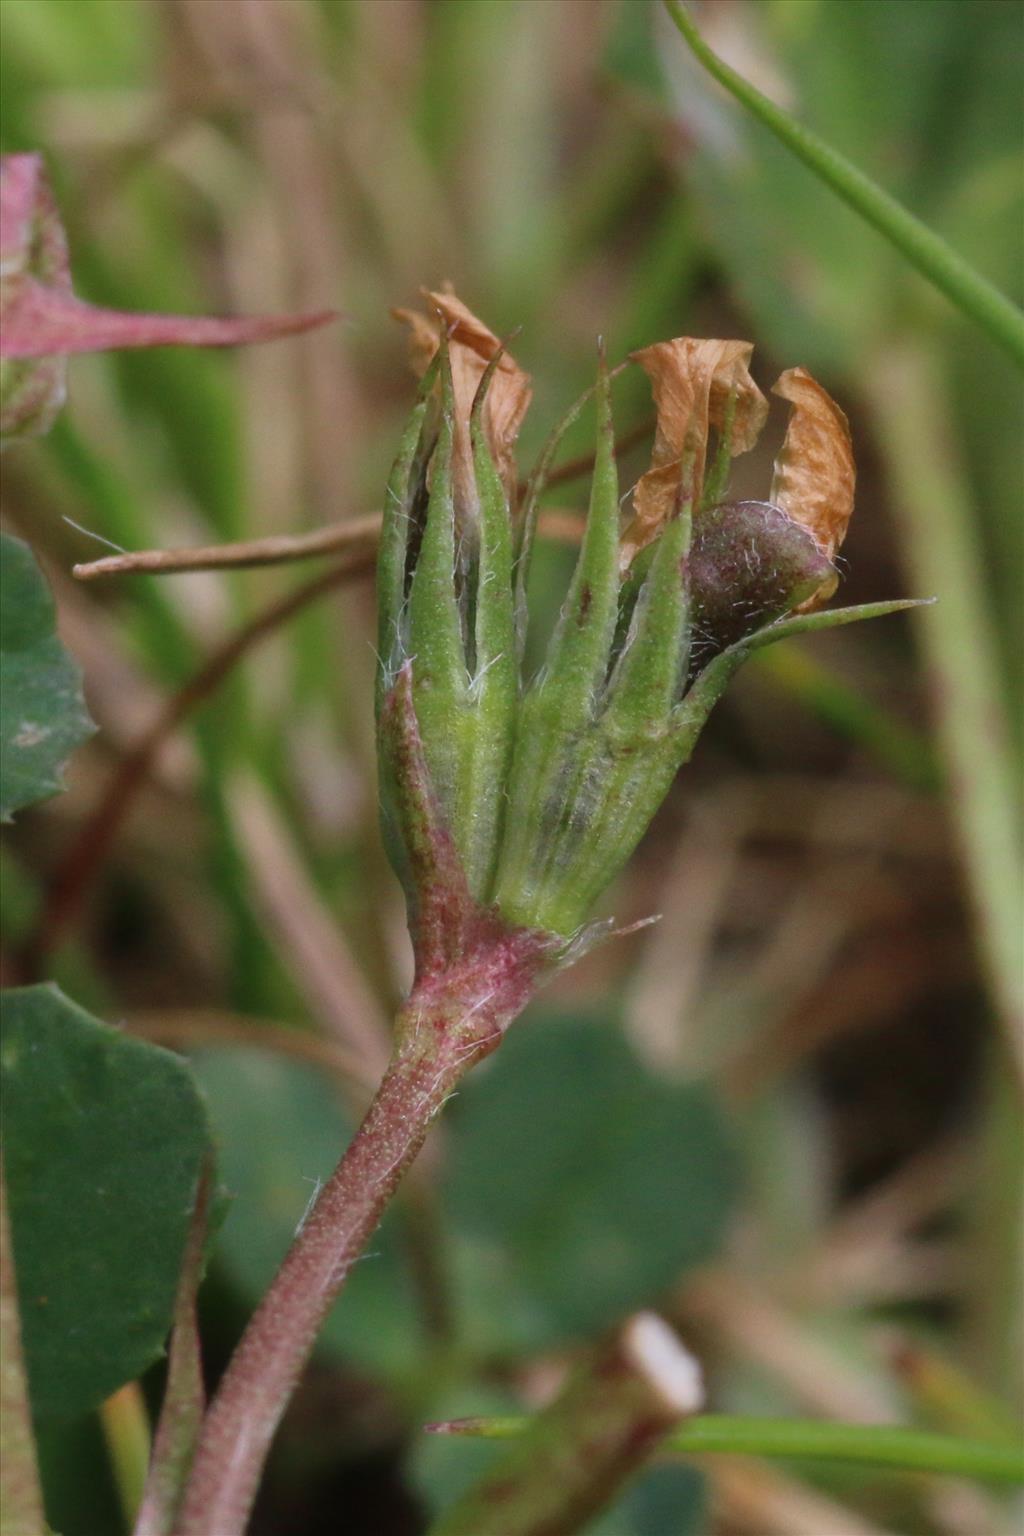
[[71, 507, 588, 582], [72, 513, 382, 581]]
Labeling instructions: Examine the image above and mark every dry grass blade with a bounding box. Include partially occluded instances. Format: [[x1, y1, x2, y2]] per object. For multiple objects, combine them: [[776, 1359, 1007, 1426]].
[[72, 514, 383, 580], [709, 1456, 901, 1536], [71, 508, 587, 580], [133, 1167, 212, 1536], [23, 551, 374, 968], [681, 1270, 898, 1424], [227, 773, 391, 1083]]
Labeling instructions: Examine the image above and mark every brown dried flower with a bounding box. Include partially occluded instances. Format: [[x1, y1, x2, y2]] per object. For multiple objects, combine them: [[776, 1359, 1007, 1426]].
[[770, 366, 855, 607], [622, 337, 854, 610], [393, 285, 532, 526], [623, 338, 767, 568]]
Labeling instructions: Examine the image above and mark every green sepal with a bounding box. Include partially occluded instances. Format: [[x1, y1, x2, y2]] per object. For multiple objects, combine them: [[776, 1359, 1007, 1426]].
[[406, 332, 471, 821], [461, 352, 519, 897], [494, 356, 621, 920], [495, 597, 927, 937], [603, 498, 692, 737], [513, 379, 599, 655], [673, 594, 934, 741], [378, 345, 524, 911], [375, 355, 440, 715], [506, 725, 684, 936], [700, 388, 740, 509], [534, 350, 621, 726], [743, 595, 935, 646], [378, 661, 478, 974], [514, 499, 694, 934]]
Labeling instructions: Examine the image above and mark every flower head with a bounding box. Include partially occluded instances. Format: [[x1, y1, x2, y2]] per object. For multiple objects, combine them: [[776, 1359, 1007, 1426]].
[[377, 313, 914, 956]]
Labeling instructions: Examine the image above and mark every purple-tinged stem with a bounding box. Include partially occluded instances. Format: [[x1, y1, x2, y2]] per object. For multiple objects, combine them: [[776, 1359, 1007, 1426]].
[[177, 926, 552, 1536]]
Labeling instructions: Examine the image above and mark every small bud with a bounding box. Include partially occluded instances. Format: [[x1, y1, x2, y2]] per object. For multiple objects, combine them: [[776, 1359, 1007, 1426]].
[[686, 497, 835, 674]]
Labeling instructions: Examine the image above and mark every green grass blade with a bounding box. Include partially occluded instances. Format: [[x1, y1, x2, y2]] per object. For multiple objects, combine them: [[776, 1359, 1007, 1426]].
[[429, 1411, 1024, 1484], [662, 0, 1024, 369], [871, 342, 1024, 1085]]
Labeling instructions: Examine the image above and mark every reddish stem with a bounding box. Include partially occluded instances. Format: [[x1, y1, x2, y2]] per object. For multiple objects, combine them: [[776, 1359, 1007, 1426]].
[[177, 924, 551, 1536], [177, 1036, 455, 1534]]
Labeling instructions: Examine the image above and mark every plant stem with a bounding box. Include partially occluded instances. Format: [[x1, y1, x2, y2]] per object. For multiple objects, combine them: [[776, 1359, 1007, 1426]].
[[99, 1383, 151, 1532], [176, 1038, 459, 1534], [430, 1412, 1024, 1486], [661, 0, 1024, 369], [71, 512, 384, 580], [176, 936, 547, 1536]]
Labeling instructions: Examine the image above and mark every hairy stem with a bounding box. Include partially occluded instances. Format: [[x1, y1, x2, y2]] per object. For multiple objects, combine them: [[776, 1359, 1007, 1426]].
[[176, 951, 542, 1536]]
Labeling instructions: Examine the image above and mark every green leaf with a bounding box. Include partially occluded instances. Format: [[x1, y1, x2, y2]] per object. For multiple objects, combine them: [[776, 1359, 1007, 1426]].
[[1, 985, 212, 1421], [190, 1047, 424, 1383], [446, 1009, 737, 1355], [0, 532, 94, 821]]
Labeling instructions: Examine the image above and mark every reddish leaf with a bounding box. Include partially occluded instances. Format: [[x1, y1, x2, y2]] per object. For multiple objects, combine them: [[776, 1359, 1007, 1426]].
[[1, 277, 335, 360], [0, 153, 335, 440]]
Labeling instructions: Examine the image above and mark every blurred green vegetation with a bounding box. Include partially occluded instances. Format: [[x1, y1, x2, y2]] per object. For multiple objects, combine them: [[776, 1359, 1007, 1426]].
[[1, 1, 1021, 1533]]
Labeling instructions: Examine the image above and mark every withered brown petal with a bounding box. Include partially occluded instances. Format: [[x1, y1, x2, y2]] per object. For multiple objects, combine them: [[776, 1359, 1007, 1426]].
[[392, 285, 531, 504], [769, 366, 855, 564], [623, 338, 768, 568]]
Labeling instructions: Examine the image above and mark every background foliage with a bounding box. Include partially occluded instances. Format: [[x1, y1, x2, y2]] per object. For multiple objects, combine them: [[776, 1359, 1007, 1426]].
[[1, 2, 1020, 1533]]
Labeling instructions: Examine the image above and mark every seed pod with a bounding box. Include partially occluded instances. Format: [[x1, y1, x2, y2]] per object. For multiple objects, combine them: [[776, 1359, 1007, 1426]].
[[686, 498, 836, 675]]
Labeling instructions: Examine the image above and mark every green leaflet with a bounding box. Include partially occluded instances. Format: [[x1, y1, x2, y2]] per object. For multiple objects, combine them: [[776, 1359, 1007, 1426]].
[[0, 532, 95, 822]]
